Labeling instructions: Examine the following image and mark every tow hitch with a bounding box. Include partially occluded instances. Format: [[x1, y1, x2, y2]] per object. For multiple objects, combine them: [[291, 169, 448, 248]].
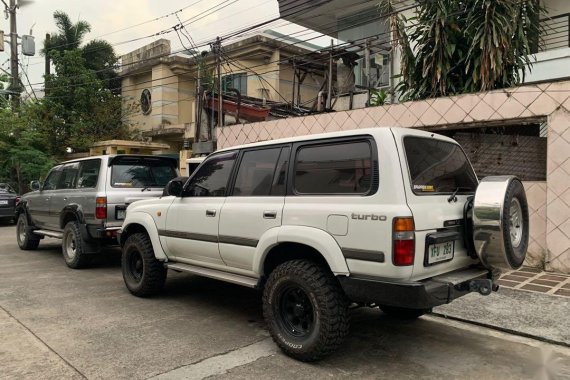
[[469, 279, 498, 296]]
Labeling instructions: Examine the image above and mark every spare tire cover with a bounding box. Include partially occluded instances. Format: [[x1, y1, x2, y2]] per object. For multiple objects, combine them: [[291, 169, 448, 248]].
[[473, 176, 529, 271]]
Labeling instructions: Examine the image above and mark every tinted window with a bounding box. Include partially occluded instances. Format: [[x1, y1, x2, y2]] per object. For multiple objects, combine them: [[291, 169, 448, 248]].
[[77, 160, 101, 189], [271, 147, 290, 196], [294, 141, 372, 195], [233, 148, 281, 196], [185, 152, 237, 197], [43, 167, 62, 191], [57, 163, 80, 190], [404, 136, 478, 194], [111, 157, 177, 188]]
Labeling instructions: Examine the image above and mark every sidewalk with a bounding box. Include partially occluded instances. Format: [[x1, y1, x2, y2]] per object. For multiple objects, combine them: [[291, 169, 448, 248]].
[[432, 268, 570, 346]]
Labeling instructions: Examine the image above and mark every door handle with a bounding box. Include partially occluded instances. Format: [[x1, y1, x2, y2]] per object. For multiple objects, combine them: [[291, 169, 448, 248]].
[[206, 209, 216, 217], [263, 211, 277, 219]]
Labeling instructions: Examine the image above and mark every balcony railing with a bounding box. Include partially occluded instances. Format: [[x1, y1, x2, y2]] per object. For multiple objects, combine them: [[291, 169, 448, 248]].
[[540, 13, 570, 52]]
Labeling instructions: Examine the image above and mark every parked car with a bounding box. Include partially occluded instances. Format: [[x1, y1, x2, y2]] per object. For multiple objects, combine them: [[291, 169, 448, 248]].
[[0, 183, 20, 224], [119, 128, 529, 361], [15, 155, 179, 268]]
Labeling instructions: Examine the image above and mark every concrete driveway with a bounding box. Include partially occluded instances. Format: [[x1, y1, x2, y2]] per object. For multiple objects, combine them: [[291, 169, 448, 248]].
[[1, 222, 569, 380]]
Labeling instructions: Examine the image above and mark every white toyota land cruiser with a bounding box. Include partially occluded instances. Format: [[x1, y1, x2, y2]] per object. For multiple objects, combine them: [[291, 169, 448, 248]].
[[118, 127, 528, 361]]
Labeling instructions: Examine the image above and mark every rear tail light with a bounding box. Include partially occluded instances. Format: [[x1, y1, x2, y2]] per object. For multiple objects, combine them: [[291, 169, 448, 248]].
[[393, 217, 415, 266], [15, 197, 21, 206], [95, 197, 107, 219]]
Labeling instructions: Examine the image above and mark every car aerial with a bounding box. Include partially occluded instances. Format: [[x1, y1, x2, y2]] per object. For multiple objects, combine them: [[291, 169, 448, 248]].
[[0, 183, 20, 224], [15, 155, 179, 268], [118, 127, 529, 361]]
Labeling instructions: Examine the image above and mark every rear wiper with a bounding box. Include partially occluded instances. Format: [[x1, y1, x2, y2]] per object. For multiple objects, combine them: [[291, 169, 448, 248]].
[[447, 187, 473, 203], [141, 185, 152, 192]]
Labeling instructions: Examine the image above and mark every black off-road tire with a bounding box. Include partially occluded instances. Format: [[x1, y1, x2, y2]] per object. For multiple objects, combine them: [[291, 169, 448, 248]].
[[62, 221, 91, 269], [16, 213, 40, 250], [380, 305, 431, 320], [502, 179, 529, 269], [122, 232, 167, 297], [262, 260, 350, 362]]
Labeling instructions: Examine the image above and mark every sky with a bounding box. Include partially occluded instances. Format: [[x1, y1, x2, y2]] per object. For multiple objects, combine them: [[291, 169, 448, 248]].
[[0, 0, 326, 95]]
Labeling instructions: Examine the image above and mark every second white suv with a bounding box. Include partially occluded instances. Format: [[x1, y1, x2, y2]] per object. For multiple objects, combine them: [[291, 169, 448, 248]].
[[118, 127, 529, 361]]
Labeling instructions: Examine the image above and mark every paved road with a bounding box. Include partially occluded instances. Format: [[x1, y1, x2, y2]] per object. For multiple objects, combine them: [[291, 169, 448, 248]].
[[1, 222, 569, 380]]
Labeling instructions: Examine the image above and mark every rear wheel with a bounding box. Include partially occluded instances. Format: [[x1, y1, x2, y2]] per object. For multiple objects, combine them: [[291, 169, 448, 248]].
[[62, 221, 91, 269], [262, 260, 350, 362], [380, 305, 430, 320], [16, 213, 39, 250], [122, 232, 167, 297]]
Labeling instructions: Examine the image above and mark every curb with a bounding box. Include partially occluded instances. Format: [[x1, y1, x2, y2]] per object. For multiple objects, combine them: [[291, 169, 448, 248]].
[[430, 312, 570, 348]]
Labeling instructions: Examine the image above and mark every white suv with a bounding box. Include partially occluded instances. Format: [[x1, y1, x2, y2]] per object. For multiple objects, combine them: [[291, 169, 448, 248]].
[[118, 127, 529, 361]]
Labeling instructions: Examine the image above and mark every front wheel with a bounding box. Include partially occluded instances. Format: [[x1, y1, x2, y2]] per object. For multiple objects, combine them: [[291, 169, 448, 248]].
[[62, 221, 91, 269], [16, 213, 40, 250], [262, 260, 350, 362], [122, 233, 167, 297]]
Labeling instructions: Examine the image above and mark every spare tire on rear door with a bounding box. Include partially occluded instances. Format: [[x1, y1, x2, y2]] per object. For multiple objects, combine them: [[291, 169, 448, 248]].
[[472, 176, 529, 271]]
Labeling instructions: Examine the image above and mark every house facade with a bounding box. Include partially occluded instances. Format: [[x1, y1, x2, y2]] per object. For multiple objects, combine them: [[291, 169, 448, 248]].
[[120, 34, 328, 173]]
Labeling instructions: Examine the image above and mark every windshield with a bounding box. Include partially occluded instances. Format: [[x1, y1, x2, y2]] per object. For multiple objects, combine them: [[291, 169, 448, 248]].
[[111, 157, 177, 188], [404, 136, 478, 195]]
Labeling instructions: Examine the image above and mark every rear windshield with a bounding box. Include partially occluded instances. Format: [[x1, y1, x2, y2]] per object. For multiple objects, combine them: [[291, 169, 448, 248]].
[[404, 136, 478, 195], [110, 157, 177, 188]]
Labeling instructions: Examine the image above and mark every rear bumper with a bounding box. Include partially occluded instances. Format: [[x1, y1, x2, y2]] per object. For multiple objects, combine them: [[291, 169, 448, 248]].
[[84, 224, 121, 242], [338, 267, 496, 309], [0, 207, 15, 218]]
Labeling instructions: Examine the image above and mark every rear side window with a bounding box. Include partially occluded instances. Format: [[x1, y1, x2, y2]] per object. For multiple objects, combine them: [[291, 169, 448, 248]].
[[77, 160, 101, 189], [111, 157, 177, 188], [404, 136, 478, 194], [294, 141, 373, 195], [233, 148, 281, 196]]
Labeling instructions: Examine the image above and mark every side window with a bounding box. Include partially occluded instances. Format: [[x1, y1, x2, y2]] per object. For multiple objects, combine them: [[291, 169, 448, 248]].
[[77, 160, 101, 189], [43, 167, 62, 191], [294, 140, 373, 195], [56, 163, 80, 190], [185, 152, 237, 197], [233, 148, 281, 196]]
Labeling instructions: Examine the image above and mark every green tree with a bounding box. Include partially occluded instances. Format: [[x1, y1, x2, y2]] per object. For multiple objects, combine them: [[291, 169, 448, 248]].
[[0, 105, 55, 193], [41, 50, 135, 156], [43, 11, 119, 93], [385, 0, 543, 100]]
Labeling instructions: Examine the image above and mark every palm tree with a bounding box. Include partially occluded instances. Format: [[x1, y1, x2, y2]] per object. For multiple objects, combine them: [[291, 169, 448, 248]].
[[43, 11, 119, 93], [382, 0, 544, 100]]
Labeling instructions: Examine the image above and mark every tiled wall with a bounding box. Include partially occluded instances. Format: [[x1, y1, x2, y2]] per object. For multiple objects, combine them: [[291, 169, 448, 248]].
[[217, 81, 570, 273]]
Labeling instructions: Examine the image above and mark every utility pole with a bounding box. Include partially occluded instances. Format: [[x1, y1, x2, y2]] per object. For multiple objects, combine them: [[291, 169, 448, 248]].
[[44, 33, 50, 93], [326, 39, 333, 110], [9, 0, 20, 110], [215, 36, 223, 129]]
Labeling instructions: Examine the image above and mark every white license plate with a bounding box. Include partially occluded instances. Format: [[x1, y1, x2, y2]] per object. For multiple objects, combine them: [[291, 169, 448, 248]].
[[0, 200, 8, 205], [116, 209, 126, 220], [427, 241, 454, 264]]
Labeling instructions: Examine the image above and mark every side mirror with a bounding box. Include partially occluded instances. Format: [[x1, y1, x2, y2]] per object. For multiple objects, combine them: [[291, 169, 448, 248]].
[[164, 179, 184, 197], [30, 180, 41, 191]]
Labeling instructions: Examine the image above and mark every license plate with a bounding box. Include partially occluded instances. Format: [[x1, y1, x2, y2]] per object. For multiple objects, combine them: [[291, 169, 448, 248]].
[[116, 209, 126, 220], [427, 241, 454, 265], [0, 200, 8, 205]]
